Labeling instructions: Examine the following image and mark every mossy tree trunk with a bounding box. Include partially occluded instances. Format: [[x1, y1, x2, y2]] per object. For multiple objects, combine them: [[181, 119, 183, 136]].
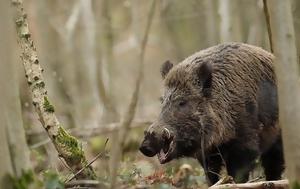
[[11, 0, 96, 180], [268, 0, 300, 185]]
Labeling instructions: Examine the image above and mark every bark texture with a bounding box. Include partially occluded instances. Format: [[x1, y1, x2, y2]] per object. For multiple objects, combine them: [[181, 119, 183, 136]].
[[268, 0, 300, 185], [11, 0, 96, 180]]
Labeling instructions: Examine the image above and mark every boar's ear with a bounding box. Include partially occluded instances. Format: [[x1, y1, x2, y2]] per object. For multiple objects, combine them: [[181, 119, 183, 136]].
[[160, 60, 173, 79], [196, 62, 212, 97]]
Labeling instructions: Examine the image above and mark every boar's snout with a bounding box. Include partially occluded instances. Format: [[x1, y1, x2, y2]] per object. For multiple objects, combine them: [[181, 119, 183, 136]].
[[139, 139, 157, 157], [139, 130, 160, 157], [139, 124, 175, 159], [139, 123, 165, 157]]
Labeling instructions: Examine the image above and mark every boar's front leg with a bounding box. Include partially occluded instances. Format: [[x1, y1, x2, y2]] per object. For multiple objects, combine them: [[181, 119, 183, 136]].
[[197, 151, 224, 186]]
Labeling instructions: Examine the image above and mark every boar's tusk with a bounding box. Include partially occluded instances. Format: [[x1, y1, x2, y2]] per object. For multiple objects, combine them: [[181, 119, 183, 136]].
[[163, 128, 171, 139]]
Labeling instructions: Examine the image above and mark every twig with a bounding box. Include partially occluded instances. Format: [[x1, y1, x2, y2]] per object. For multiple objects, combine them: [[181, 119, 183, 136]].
[[29, 138, 51, 149], [262, 0, 273, 53], [58, 156, 74, 172], [65, 138, 109, 183], [216, 147, 227, 170], [247, 176, 265, 183], [209, 179, 289, 189], [210, 176, 234, 187], [201, 130, 209, 184], [208, 170, 222, 178]]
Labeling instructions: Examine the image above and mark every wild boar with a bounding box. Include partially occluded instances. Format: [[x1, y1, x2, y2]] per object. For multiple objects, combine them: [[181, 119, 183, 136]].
[[139, 43, 284, 185]]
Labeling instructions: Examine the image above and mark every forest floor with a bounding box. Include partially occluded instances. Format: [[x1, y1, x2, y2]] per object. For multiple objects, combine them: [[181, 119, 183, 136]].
[[24, 125, 268, 189]]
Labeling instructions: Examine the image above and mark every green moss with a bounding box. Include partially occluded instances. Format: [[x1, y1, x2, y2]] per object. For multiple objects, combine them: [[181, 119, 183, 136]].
[[56, 126, 84, 163], [43, 97, 55, 113], [55, 126, 97, 179]]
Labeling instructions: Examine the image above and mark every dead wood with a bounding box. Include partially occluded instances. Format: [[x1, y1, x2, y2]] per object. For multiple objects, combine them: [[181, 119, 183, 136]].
[[209, 179, 289, 189]]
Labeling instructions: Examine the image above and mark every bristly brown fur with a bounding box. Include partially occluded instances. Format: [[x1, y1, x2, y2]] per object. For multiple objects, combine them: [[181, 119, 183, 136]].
[[164, 43, 276, 148]]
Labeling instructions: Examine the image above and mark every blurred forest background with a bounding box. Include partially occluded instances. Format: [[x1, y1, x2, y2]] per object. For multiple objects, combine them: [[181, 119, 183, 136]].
[[1, 0, 300, 188]]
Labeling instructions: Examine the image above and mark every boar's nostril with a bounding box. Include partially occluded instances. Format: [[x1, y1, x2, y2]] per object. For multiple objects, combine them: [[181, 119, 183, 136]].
[[139, 145, 156, 157]]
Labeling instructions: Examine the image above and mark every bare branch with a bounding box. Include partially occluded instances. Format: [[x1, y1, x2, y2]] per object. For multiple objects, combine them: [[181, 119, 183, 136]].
[[262, 0, 274, 53], [209, 179, 289, 189]]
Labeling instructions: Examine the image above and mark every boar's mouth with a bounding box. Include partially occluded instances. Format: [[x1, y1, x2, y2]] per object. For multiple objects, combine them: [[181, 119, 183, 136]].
[[157, 128, 176, 164]]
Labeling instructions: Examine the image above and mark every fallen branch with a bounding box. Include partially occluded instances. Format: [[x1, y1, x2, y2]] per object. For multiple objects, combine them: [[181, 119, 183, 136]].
[[209, 179, 289, 189], [65, 180, 101, 188], [11, 0, 96, 179]]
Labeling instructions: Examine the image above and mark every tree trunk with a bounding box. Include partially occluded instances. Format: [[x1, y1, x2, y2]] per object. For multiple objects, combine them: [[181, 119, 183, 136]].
[[247, 0, 264, 47], [291, 0, 300, 65], [0, 114, 14, 189], [95, 0, 119, 124], [159, 2, 185, 61], [218, 0, 242, 42], [0, 0, 31, 180], [268, 0, 300, 185], [204, 0, 219, 46], [0, 1, 16, 188]]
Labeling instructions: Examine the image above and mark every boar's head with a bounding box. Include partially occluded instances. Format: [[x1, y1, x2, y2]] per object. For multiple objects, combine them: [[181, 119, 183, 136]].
[[140, 60, 223, 164]]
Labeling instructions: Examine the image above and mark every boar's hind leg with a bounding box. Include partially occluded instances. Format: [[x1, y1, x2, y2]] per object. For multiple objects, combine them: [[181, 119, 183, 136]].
[[261, 137, 284, 180]]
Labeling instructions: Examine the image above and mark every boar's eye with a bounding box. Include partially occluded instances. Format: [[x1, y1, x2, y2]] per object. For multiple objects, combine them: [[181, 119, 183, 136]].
[[178, 100, 187, 107]]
